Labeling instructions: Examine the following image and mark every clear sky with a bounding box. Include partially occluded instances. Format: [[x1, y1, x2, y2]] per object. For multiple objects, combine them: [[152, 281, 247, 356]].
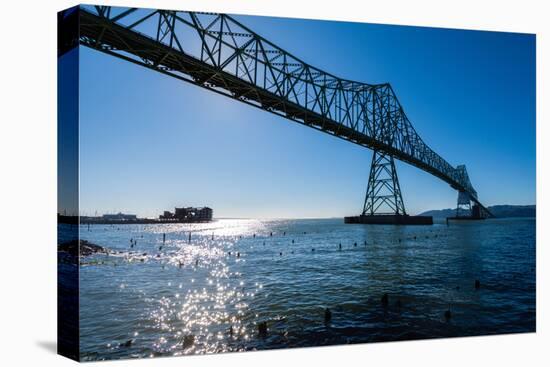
[[75, 10, 535, 219]]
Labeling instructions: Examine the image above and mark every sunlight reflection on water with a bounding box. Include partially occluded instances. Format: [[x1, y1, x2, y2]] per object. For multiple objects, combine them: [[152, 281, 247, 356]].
[[72, 218, 535, 360]]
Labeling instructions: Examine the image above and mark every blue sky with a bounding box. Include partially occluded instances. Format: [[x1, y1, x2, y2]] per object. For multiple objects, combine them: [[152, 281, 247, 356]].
[[75, 10, 535, 218]]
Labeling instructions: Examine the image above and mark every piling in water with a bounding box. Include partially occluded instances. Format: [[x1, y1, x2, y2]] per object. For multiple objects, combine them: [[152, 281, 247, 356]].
[[381, 293, 389, 307], [183, 335, 195, 348], [444, 305, 452, 321], [258, 321, 268, 336], [324, 308, 332, 323]]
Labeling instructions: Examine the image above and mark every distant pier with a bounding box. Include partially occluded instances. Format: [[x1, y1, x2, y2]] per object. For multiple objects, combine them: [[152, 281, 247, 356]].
[[58, 205, 214, 225], [78, 218, 213, 225]]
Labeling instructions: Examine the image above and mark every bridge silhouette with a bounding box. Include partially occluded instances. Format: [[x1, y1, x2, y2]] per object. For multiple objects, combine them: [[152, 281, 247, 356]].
[[61, 5, 492, 221]]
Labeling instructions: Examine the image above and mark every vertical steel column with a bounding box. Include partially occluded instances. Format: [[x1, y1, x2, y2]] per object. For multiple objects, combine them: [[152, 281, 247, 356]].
[[362, 150, 407, 216], [456, 190, 473, 217]]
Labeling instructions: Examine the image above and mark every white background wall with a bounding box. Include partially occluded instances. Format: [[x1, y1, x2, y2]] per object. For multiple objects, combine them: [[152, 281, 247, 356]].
[[0, 0, 547, 366]]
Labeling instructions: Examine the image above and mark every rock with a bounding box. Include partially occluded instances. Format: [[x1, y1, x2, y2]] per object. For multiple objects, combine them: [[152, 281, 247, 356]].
[[58, 239, 106, 257], [119, 339, 133, 348]]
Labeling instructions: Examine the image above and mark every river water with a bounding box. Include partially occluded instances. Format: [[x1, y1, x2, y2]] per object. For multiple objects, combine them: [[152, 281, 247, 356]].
[[60, 218, 535, 361]]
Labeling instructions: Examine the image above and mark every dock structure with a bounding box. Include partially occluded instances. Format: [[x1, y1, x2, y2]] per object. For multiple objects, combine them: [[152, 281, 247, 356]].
[[160, 207, 213, 222]]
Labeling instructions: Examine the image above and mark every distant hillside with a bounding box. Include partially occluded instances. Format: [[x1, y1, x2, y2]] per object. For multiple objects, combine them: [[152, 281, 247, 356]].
[[420, 204, 536, 218]]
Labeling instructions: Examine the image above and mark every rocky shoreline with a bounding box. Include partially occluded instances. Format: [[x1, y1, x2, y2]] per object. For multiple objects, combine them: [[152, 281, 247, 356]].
[[58, 239, 107, 257]]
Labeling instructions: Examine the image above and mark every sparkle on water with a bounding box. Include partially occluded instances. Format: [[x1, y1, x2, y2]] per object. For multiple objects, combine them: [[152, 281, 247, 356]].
[[64, 218, 535, 361]]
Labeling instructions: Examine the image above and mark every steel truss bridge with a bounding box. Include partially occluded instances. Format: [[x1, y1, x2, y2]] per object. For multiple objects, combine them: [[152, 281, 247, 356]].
[[60, 5, 492, 218]]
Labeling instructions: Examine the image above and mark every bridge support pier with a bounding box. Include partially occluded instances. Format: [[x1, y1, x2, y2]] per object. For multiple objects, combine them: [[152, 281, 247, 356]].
[[446, 191, 486, 221], [345, 150, 433, 225], [362, 150, 406, 216]]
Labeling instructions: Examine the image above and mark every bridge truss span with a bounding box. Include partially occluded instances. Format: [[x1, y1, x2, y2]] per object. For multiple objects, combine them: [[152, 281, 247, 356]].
[[71, 5, 491, 217]]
